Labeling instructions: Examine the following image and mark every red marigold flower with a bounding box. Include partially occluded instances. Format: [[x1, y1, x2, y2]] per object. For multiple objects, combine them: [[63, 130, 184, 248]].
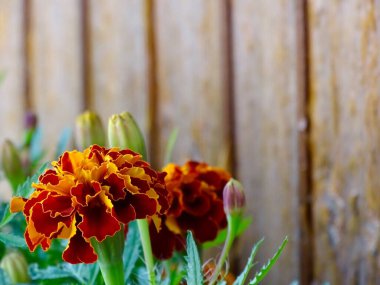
[[10, 145, 168, 264], [150, 161, 231, 259]]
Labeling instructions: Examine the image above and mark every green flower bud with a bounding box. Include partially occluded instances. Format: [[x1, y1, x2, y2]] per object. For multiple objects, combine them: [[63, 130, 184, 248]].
[[223, 178, 246, 216], [75, 111, 106, 150], [108, 112, 147, 159], [0, 251, 30, 284], [1, 139, 25, 192]]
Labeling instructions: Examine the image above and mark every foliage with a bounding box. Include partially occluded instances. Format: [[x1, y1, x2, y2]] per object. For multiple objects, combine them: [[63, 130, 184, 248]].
[[185, 231, 203, 285], [0, 111, 288, 285]]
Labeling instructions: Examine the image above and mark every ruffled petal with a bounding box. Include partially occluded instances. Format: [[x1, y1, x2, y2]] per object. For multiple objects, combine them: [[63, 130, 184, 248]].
[[10, 197, 26, 213], [77, 196, 120, 242], [62, 229, 97, 264]]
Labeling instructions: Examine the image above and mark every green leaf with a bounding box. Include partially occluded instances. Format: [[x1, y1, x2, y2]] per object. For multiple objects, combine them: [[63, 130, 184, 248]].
[[29, 263, 77, 282], [55, 128, 72, 158], [164, 128, 179, 165], [29, 127, 46, 165], [202, 217, 252, 249], [233, 238, 263, 285], [185, 231, 203, 285], [249, 237, 288, 285], [16, 162, 50, 198], [29, 263, 99, 285], [0, 232, 26, 248], [123, 221, 141, 282], [0, 72, 5, 85], [0, 204, 15, 229]]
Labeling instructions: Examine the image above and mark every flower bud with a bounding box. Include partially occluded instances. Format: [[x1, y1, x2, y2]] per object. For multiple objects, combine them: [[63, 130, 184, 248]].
[[24, 111, 37, 130], [1, 139, 25, 192], [0, 251, 30, 284], [108, 112, 147, 159], [23, 111, 38, 148], [223, 178, 246, 215], [75, 111, 106, 150]]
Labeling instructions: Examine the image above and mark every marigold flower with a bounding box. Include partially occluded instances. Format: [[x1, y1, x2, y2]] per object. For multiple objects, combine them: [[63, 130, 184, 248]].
[[10, 145, 168, 264], [150, 161, 231, 259]]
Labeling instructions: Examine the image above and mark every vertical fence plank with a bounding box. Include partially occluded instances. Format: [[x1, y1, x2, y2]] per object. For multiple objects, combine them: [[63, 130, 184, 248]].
[[90, 0, 149, 138], [155, 0, 229, 167], [0, 0, 25, 200], [309, 0, 380, 284], [30, 0, 83, 154], [0, 0, 25, 144], [234, 0, 300, 283]]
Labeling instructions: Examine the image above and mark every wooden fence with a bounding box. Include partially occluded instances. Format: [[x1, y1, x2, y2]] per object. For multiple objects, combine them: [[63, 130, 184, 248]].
[[1, 0, 380, 284]]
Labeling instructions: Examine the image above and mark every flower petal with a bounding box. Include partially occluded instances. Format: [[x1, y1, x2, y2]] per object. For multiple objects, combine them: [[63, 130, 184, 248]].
[[10, 197, 26, 213], [77, 196, 121, 242], [62, 229, 97, 264]]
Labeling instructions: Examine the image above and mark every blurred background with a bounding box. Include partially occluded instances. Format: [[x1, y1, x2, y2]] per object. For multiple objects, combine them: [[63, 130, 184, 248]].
[[1, 0, 380, 284]]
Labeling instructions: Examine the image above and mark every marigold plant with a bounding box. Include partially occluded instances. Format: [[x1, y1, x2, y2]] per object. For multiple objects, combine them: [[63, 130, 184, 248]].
[[150, 160, 231, 259], [10, 145, 168, 264]]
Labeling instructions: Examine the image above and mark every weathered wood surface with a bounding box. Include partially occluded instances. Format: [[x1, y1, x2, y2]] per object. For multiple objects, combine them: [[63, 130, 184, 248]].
[[233, 0, 300, 283], [155, 0, 230, 168], [309, 0, 380, 284], [29, 0, 83, 155], [0, 0, 25, 200], [90, 0, 149, 140], [0, 0, 25, 145], [3, 1, 380, 283]]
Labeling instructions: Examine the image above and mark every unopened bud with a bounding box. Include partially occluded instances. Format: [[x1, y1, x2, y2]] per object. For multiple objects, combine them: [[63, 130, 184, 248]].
[[24, 111, 37, 130], [1, 140, 25, 191], [108, 112, 147, 159], [0, 251, 30, 284], [23, 112, 38, 148], [75, 111, 106, 150], [223, 178, 246, 215]]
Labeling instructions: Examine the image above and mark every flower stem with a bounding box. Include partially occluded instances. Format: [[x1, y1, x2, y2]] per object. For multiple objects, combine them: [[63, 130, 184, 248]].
[[91, 227, 125, 285], [209, 214, 240, 285], [137, 219, 156, 285]]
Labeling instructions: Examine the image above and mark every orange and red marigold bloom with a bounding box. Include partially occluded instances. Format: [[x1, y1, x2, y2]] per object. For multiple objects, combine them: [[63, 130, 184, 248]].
[[10, 145, 168, 264], [150, 161, 231, 259]]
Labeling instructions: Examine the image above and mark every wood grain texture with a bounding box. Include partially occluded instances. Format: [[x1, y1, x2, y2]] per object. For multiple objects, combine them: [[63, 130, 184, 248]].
[[0, 0, 25, 145], [155, 0, 229, 167], [233, 0, 300, 283], [0, 0, 25, 201], [309, 0, 380, 284], [29, 0, 83, 154], [89, 0, 149, 140]]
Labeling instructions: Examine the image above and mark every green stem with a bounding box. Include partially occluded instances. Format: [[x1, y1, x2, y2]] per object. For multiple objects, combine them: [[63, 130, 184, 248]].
[[97, 259, 124, 285], [91, 227, 125, 285], [137, 219, 156, 285], [209, 214, 240, 285]]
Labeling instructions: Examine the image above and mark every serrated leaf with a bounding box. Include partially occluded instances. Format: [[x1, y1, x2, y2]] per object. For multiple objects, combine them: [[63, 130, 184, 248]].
[[185, 231, 203, 285], [0, 204, 15, 229], [164, 128, 179, 164], [249, 237, 288, 285], [29, 262, 98, 285], [123, 221, 141, 282], [15, 162, 50, 198], [61, 263, 99, 285], [202, 217, 252, 249], [55, 128, 72, 158], [29, 263, 76, 282], [233, 238, 263, 285], [0, 232, 26, 248]]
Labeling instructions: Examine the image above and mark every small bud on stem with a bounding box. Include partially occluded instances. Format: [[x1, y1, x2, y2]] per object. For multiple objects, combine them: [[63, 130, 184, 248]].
[[75, 111, 106, 150]]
